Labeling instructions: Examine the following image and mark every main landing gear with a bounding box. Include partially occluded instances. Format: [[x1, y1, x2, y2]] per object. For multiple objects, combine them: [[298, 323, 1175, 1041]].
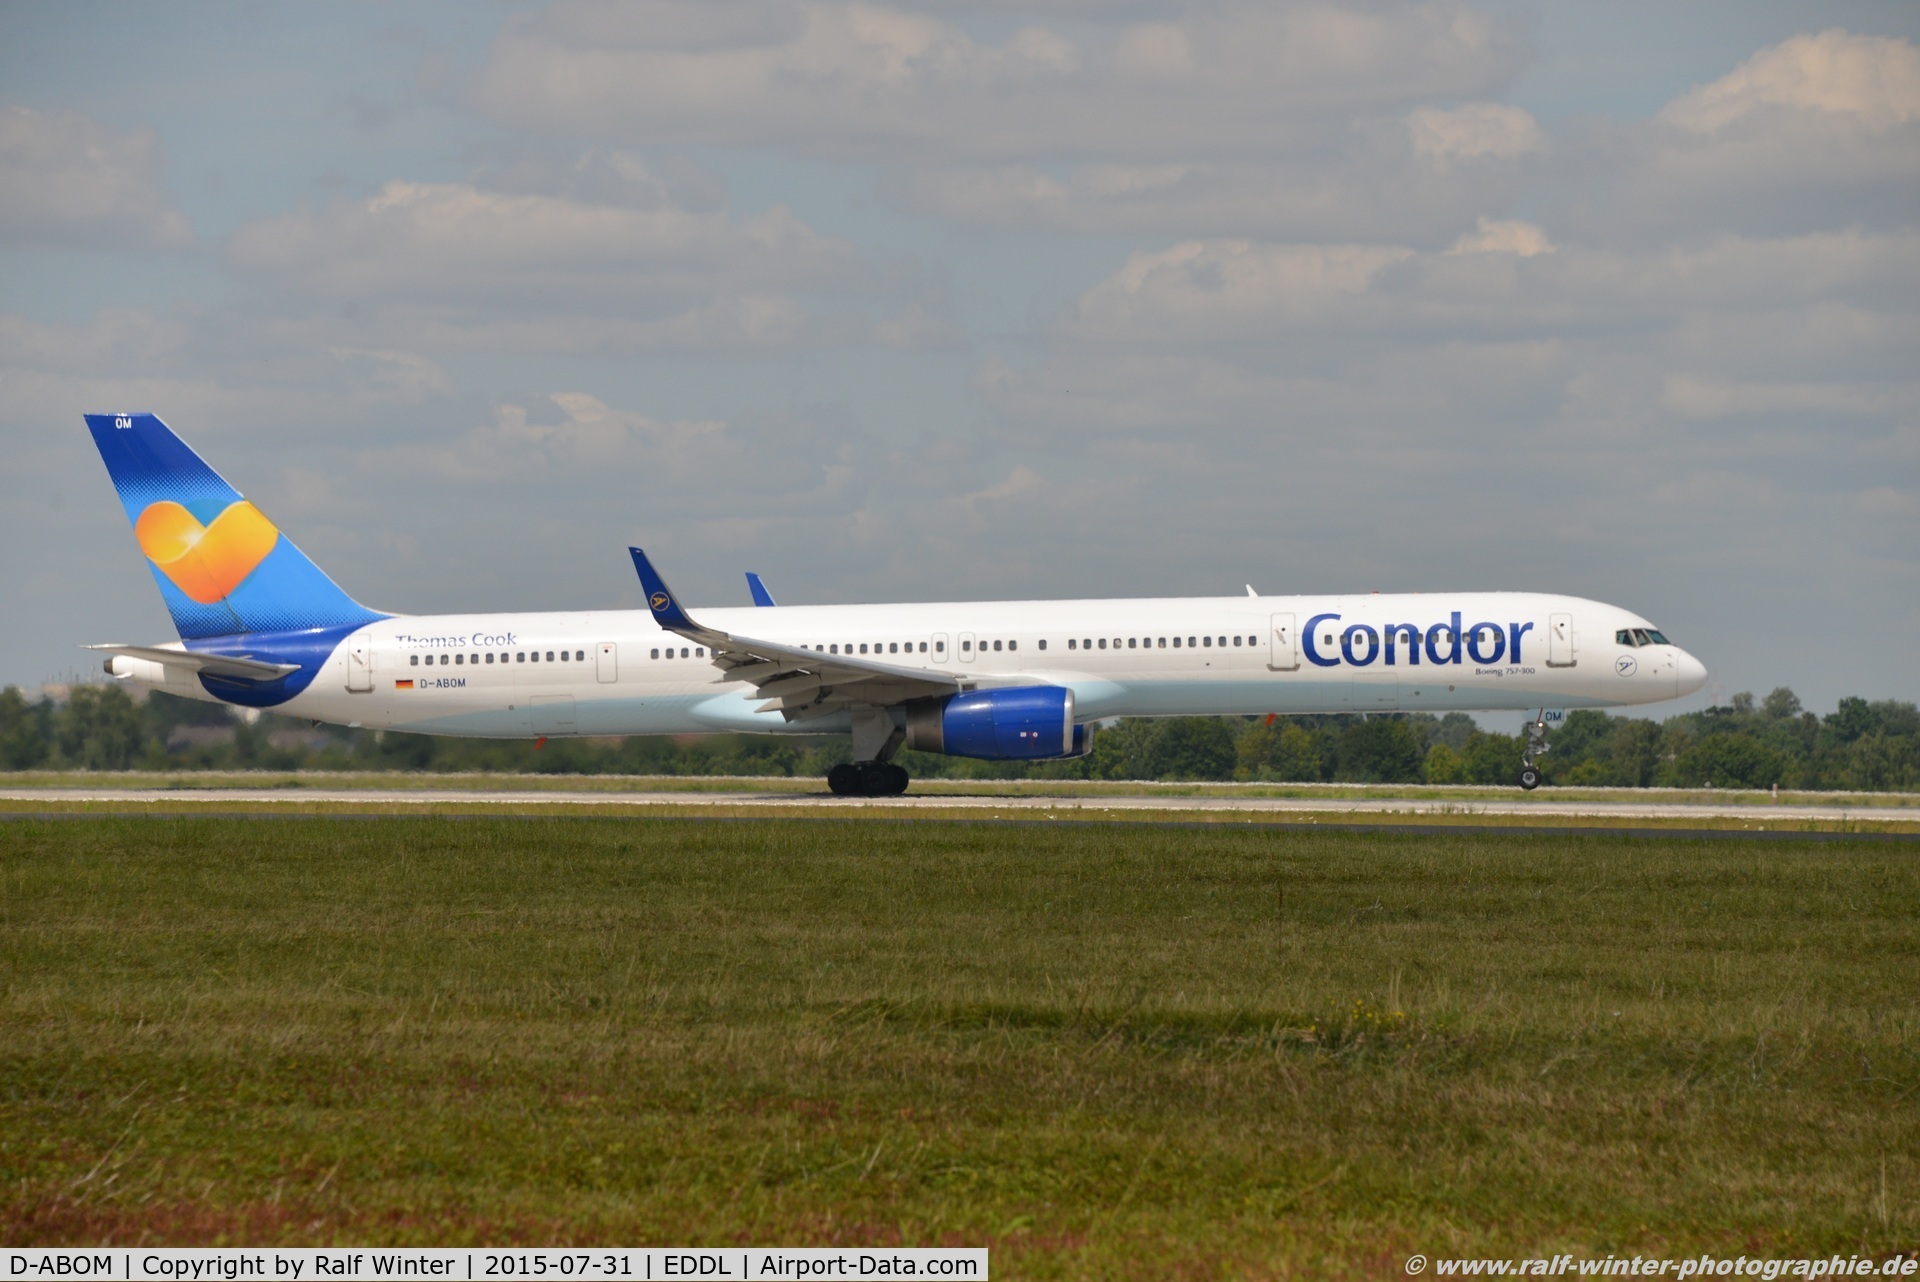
[[828, 761, 910, 796], [1517, 712, 1550, 791], [830, 706, 911, 796]]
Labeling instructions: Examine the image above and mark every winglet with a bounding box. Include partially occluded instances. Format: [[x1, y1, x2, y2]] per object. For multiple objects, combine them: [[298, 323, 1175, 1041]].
[[629, 547, 699, 632], [746, 572, 777, 608]]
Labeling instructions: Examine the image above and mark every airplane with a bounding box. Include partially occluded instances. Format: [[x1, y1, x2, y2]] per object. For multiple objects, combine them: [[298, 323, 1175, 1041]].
[[81, 413, 1708, 795]]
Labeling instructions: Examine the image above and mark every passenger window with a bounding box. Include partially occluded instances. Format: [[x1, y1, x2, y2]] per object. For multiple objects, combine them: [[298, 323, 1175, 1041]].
[[963, 640, 971, 651], [830, 644, 838, 654], [410, 654, 419, 666], [990, 639, 999, 651], [455, 654, 464, 665], [889, 643, 898, 654], [695, 647, 704, 657], [483, 653, 492, 664], [1173, 637, 1181, 648], [1158, 638, 1166, 648], [935, 641, 944, 652], [1128, 638, 1137, 649], [1189, 637, 1197, 648], [859, 644, 868, 654], [546, 651, 555, 661], [1008, 640, 1017, 651], [651, 648, 660, 659], [679, 648, 688, 658], [1098, 639, 1106, 649], [1201, 636, 1210, 647], [918, 642, 927, 653], [516, 653, 524, 663], [1068, 639, 1077, 650]]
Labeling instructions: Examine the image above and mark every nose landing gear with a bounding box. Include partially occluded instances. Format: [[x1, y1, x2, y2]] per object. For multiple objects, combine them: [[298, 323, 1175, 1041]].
[[827, 761, 910, 796], [1517, 712, 1550, 790]]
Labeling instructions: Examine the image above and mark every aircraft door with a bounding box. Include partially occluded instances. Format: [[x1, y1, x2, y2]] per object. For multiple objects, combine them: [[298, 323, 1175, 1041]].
[[1267, 613, 1299, 671], [346, 631, 373, 692], [959, 631, 976, 663], [596, 641, 617, 684], [1547, 613, 1576, 667]]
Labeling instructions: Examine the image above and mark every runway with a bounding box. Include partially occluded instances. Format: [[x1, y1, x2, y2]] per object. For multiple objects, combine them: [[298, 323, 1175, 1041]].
[[3, 785, 1916, 830]]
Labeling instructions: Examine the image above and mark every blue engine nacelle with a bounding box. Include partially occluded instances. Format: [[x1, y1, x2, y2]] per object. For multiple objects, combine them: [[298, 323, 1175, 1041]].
[[905, 686, 1081, 760]]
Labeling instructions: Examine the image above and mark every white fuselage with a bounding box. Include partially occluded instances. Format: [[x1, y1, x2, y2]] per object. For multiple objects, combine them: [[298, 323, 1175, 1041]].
[[137, 592, 1706, 737]]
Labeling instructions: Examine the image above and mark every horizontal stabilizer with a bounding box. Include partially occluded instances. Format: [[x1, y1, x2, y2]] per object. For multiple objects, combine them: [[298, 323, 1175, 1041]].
[[84, 643, 301, 682]]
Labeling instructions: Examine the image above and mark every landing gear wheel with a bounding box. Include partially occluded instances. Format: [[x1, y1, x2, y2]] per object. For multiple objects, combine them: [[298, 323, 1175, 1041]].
[[881, 764, 909, 796], [827, 763, 860, 796], [1518, 765, 1542, 791]]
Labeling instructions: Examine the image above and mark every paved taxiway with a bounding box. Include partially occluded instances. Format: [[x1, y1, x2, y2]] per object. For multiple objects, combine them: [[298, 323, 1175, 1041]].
[[3, 787, 1915, 826]]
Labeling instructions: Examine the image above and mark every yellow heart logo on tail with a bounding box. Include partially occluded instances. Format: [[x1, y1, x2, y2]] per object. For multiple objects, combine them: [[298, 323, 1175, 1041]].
[[135, 500, 280, 604]]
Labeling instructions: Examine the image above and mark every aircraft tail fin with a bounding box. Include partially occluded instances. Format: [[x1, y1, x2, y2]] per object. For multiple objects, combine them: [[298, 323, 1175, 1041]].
[[84, 413, 385, 640]]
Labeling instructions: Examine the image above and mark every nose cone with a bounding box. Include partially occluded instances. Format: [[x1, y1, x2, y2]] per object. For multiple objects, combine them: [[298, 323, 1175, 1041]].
[[1675, 649, 1708, 698]]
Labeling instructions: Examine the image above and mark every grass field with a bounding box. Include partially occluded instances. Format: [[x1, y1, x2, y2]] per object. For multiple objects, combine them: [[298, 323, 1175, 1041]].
[[2, 817, 1916, 1275], [5, 768, 1919, 807]]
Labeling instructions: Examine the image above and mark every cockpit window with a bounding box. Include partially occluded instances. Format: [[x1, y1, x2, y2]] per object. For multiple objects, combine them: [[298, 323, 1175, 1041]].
[[1617, 627, 1673, 648]]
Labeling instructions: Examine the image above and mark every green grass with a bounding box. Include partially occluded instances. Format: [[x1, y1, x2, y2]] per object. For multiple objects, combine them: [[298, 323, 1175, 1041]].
[[5, 769, 1919, 807], [2, 818, 1916, 1275]]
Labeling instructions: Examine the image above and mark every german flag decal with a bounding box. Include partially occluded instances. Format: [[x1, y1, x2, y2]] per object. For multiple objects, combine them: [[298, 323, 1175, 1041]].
[[394, 679, 413, 690]]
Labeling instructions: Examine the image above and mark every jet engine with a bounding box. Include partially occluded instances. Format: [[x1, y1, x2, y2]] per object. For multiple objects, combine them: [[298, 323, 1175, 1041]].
[[904, 686, 1085, 760]]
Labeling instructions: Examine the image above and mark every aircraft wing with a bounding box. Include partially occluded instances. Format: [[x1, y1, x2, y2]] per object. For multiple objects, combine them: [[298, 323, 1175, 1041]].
[[85, 643, 302, 681], [630, 548, 961, 719]]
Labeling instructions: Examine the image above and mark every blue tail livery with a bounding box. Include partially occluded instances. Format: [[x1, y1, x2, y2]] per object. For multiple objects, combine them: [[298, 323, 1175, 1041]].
[[84, 413, 385, 640]]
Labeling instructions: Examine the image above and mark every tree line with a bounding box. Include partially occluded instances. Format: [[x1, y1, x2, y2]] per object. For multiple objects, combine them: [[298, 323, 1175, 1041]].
[[1, 682, 1915, 790]]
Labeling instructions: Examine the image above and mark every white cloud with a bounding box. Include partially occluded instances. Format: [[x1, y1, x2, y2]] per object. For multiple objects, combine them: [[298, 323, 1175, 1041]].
[[1558, 31, 1920, 243], [1407, 102, 1548, 161], [990, 228, 1920, 456], [1062, 240, 1414, 342], [0, 106, 191, 248], [1448, 217, 1553, 256], [223, 177, 933, 355], [229, 179, 861, 303], [884, 144, 1534, 241], [1661, 29, 1920, 133], [1113, 24, 1196, 82], [467, 1, 1525, 159]]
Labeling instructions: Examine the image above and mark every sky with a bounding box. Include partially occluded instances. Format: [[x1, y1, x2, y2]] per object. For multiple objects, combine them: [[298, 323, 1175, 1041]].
[[2, 1, 1916, 718]]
